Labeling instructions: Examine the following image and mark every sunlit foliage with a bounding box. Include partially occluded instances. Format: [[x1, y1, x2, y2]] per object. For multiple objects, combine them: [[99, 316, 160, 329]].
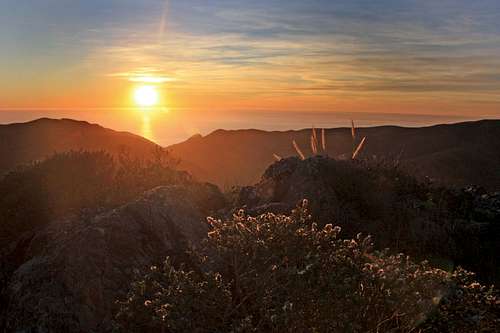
[[116, 201, 499, 332]]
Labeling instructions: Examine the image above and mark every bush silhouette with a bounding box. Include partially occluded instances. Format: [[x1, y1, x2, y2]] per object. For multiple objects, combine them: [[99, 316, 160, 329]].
[[0, 148, 186, 247]]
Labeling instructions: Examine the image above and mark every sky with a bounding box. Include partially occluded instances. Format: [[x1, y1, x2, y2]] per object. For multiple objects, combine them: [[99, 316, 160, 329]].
[[1, 0, 500, 143]]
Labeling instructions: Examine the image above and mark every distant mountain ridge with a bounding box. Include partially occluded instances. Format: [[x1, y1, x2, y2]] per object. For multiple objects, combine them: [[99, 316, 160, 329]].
[[168, 119, 500, 191], [1, 118, 499, 191], [0, 118, 158, 174]]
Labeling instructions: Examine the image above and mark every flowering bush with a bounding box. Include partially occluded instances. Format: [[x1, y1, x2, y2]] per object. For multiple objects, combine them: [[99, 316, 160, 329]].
[[114, 261, 231, 332], [115, 200, 499, 332], [420, 268, 499, 332]]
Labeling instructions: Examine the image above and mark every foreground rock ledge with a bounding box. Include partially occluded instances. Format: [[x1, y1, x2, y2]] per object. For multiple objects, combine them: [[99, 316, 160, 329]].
[[1, 183, 224, 332]]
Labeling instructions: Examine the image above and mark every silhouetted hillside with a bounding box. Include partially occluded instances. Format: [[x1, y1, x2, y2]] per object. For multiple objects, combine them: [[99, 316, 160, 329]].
[[1, 144, 498, 331], [0, 118, 158, 174], [168, 120, 500, 190]]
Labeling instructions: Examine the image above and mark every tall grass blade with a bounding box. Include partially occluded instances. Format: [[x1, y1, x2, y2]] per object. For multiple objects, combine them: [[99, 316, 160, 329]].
[[273, 153, 282, 161], [312, 126, 318, 143], [310, 135, 317, 155], [311, 127, 318, 155], [352, 136, 366, 159], [351, 120, 356, 141], [321, 128, 326, 152], [293, 140, 306, 160]]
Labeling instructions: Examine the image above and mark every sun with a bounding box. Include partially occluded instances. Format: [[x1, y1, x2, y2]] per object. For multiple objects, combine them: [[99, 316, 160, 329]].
[[133, 85, 159, 107]]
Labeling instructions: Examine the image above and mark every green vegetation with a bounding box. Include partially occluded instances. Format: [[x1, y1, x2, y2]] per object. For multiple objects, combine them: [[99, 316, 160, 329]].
[[0, 144, 498, 332], [115, 201, 499, 332], [252, 155, 499, 285], [0, 148, 185, 247]]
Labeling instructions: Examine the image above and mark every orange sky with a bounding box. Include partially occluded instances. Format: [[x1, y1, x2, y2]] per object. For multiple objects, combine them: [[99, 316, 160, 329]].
[[1, 1, 500, 119]]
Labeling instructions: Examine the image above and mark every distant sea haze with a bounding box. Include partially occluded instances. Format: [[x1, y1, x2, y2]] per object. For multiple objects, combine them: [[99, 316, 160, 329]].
[[0, 109, 489, 146]]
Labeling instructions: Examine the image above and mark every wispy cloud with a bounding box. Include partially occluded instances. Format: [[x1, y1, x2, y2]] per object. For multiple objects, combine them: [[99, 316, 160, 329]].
[[1, 0, 500, 114], [107, 70, 175, 83]]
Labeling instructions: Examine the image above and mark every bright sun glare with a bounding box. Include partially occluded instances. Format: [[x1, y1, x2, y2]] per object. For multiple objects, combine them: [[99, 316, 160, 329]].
[[134, 85, 159, 107]]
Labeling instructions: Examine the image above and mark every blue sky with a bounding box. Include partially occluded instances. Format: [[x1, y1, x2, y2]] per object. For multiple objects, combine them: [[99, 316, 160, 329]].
[[1, 0, 500, 116]]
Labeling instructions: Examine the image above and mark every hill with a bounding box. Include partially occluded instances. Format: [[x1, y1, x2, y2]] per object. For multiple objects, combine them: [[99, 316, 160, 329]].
[[168, 120, 500, 191], [2, 153, 497, 331], [0, 118, 158, 174], [0, 146, 498, 331]]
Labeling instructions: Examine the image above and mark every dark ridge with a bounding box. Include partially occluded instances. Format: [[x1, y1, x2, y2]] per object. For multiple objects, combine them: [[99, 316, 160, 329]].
[[169, 119, 500, 190], [0, 118, 159, 176]]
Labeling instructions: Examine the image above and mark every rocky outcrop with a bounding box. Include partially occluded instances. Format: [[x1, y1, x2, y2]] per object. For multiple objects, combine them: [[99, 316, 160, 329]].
[[0, 183, 225, 332], [1, 155, 498, 332], [233, 156, 390, 234], [233, 156, 500, 285]]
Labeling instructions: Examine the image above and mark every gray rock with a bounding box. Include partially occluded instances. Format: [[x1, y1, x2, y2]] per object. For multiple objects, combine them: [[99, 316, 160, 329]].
[[1, 183, 224, 332], [235, 156, 500, 285]]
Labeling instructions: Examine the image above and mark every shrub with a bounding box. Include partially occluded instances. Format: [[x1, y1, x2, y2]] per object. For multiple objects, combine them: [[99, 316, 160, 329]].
[[0, 148, 186, 247], [421, 268, 500, 332], [114, 260, 231, 333], [248, 156, 499, 284], [115, 201, 499, 332]]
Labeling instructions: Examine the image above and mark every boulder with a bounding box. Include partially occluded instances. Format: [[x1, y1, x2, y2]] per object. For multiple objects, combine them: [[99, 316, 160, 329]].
[[234, 156, 500, 285], [0, 183, 225, 332]]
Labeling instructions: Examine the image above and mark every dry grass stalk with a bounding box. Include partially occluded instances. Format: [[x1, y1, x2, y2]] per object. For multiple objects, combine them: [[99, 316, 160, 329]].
[[310, 135, 318, 155], [293, 140, 306, 160], [351, 120, 356, 141], [273, 153, 282, 161], [311, 127, 318, 155], [352, 136, 366, 159], [321, 128, 326, 153]]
